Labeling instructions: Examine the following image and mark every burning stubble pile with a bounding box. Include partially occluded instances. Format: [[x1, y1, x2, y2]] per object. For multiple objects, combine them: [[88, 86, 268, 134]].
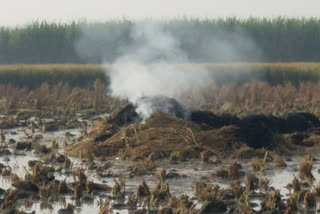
[[65, 97, 320, 213], [2, 96, 320, 213], [68, 97, 320, 161]]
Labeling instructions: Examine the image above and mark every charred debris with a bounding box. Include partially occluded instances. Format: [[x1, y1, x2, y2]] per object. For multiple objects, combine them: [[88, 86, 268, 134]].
[[67, 95, 320, 160]]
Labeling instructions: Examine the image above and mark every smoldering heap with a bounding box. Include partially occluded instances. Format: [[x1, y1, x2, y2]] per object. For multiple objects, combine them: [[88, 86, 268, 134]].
[[67, 96, 320, 161]]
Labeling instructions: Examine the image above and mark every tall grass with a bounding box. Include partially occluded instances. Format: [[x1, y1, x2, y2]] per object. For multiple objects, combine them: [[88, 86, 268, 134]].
[[1, 18, 320, 63], [0, 81, 122, 114], [202, 63, 320, 85], [1, 63, 320, 89], [0, 64, 106, 89], [181, 79, 320, 117], [1, 64, 320, 116]]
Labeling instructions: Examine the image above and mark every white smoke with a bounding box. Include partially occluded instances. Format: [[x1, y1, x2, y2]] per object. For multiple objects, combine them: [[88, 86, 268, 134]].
[[108, 63, 209, 102], [107, 21, 211, 119], [75, 20, 262, 120]]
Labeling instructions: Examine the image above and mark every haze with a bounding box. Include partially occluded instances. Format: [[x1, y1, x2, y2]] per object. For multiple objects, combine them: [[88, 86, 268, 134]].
[[0, 0, 319, 26]]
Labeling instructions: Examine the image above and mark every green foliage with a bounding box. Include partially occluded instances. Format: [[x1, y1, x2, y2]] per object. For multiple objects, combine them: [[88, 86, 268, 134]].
[[0, 18, 320, 63]]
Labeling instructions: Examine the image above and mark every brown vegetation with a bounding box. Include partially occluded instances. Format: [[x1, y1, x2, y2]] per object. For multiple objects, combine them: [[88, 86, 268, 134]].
[[181, 80, 320, 117], [67, 113, 257, 160], [2, 64, 320, 213], [299, 156, 314, 182], [0, 81, 121, 119]]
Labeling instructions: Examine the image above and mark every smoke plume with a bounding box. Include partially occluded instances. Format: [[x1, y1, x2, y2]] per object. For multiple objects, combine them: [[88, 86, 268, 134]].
[[76, 20, 262, 120], [108, 21, 211, 119]]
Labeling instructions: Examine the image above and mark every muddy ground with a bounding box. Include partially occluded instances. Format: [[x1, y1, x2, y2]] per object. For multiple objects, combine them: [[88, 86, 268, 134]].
[[1, 99, 320, 214]]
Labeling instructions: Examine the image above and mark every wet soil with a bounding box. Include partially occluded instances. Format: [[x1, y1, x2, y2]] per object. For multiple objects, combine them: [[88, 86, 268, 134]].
[[2, 106, 320, 214]]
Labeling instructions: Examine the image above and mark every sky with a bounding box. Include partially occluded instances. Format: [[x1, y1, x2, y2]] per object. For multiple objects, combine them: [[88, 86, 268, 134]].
[[0, 0, 319, 26]]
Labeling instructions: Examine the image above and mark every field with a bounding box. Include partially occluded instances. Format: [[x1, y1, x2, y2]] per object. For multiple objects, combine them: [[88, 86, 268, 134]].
[[1, 62, 320, 88], [1, 63, 320, 213], [1, 63, 320, 118], [0, 64, 106, 88]]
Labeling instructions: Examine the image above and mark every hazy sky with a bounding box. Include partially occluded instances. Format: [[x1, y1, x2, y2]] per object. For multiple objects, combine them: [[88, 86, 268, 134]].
[[0, 0, 319, 26]]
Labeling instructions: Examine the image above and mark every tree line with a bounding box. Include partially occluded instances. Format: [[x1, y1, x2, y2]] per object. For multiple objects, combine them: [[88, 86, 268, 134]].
[[0, 17, 320, 64]]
